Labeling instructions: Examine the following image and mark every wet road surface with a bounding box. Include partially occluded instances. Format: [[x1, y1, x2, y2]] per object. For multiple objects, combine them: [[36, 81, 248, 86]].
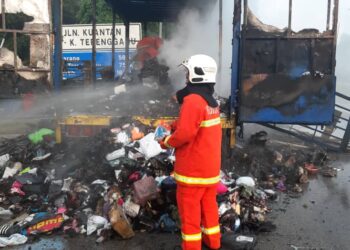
[[256, 154, 350, 250]]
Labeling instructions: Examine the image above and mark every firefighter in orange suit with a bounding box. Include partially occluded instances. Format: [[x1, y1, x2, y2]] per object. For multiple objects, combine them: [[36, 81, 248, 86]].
[[159, 54, 222, 250]]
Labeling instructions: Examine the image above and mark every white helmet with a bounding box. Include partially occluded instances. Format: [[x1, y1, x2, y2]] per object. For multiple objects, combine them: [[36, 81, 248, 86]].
[[181, 54, 217, 84]]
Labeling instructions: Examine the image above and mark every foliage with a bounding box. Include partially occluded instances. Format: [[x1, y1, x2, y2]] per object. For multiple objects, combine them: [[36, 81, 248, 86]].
[[63, 0, 81, 24], [76, 0, 121, 24], [63, 0, 172, 38]]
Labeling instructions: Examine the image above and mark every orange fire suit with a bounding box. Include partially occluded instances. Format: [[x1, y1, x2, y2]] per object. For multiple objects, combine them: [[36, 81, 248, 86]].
[[161, 93, 222, 250]]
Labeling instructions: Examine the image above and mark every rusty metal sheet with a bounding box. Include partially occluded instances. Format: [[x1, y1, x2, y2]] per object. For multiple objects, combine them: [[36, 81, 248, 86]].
[[240, 73, 335, 123], [239, 29, 336, 124]]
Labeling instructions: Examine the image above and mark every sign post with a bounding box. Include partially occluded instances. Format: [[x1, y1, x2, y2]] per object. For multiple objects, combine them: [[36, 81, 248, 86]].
[[62, 23, 141, 80]]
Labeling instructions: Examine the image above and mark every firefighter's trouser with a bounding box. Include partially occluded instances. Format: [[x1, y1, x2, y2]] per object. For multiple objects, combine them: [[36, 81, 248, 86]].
[[176, 184, 221, 250]]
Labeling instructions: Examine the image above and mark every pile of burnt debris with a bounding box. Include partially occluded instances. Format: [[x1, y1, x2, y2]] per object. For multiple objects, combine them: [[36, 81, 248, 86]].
[[0, 123, 336, 248]]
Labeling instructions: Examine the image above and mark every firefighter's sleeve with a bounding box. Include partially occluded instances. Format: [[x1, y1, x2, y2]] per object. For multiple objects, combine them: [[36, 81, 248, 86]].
[[162, 97, 203, 148]]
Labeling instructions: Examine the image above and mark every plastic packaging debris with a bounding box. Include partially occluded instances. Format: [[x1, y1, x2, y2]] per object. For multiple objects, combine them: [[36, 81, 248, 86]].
[[114, 84, 126, 95], [0, 234, 27, 248], [133, 176, 159, 205], [221, 233, 257, 250], [10, 181, 25, 196], [123, 199, 141, 218], [32, 153, 51, 161], [274, 151, 283, 163], [111, 128, 122, 134], [299, 175, 309, 184], [236, 235, 255, 243], [107, 184, 122, 200], [264, 189, 277, 199], [220, 171, 235, 186], [115, 170, 122, 181], [62, 178, 73, 192], [19, 167, 37, 175], [2, 162, 22, 179], [0, 113, 336, 245], [217, 182, 228, 194], [114, 132, 130, 145], [63, 218, 80, 235], [155, 176, 168, 186], [91, 180, 107, 185], [158, 214, 178, 233], [139, 133, 163, 159], [249, 131, 268, 146], [236, 177, 255, 188], [87, 215, 108, 236], [234, 218, 241, 232], [292, 184, 303, 193], [109, 204, 135, 239], [304, 163, 319, 174], [0, 154, 10, 167], [160, 176, 176, 189], [218, 203, 232, 216], [276, 180, 286, 192], [28, 128, 55, 144], [154, 126, 170, 141], [25, 214, 65, 235], [0, 207, 13, 220], [255, 189, 268, 200], [16, 171, 45, 185], [106, 148, 126, 161]]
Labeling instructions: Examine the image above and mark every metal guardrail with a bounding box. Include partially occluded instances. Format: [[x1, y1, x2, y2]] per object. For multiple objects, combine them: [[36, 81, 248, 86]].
[[261, 92, 350, 152]]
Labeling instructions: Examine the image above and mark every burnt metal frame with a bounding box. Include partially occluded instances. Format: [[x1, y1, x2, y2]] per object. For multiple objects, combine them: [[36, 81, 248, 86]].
[[232, 0, 349, 151], [0, 0, 52, 76], [264, 91, 350, 152], [238, 0, 339, 112], [239, 0, 339, 86]]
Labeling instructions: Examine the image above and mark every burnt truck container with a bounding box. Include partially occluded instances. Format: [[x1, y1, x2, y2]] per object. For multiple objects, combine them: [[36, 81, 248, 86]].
[[231, 0, 339, 125]]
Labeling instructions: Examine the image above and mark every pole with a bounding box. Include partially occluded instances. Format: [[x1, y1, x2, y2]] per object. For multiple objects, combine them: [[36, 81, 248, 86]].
[[331, 0, 339, 74], [125, 20, 130, 75], [231, 0, 242, 115], [332, 0, 339, 32], [48, 0, 53, 89], [326, 0, 331, 30], [159, 22, 163, 38], [112, 6, 116, 79], [53, 0, 62, 91], [218, 0, 223, 83], [243, 0, 248, 26], [1, 0, 5, 29], [13, 32, 17, 73], [92, 0, 97, 86], [288, 0, 292, 34]]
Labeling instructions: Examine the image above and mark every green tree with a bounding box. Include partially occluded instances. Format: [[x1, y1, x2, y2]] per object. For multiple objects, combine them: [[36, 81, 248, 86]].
[[77, 0, 121, 24], [63, 0, 80, 24], [62, 0, 173, 39]]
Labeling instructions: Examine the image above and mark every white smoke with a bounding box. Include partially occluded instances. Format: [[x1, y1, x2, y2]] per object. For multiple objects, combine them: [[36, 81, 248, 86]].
[[159, 1, 234, 97]]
